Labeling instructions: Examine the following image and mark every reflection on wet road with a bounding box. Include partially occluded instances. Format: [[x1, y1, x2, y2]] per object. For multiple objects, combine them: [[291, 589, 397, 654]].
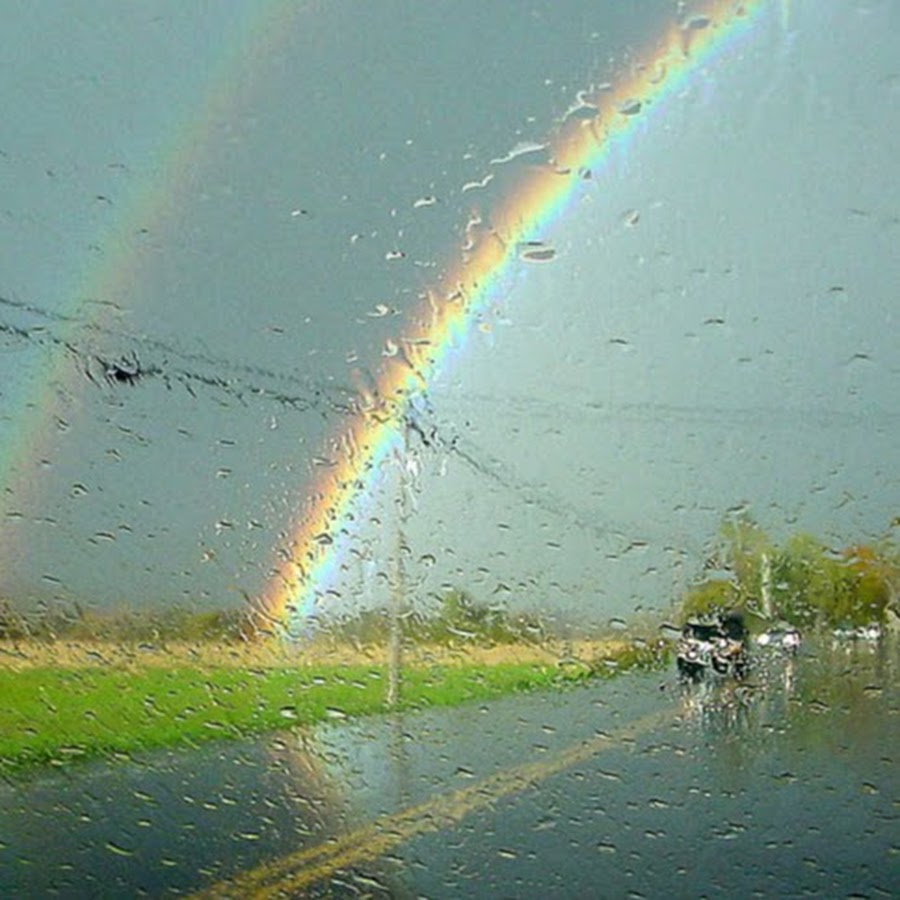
[[0, 728, 349, 897], [1, 638, 897, 897], [193, 708, 674, 897]]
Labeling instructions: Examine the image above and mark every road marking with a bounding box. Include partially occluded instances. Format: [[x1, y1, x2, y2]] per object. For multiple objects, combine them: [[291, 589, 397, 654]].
[[190, 706, 673, 898]]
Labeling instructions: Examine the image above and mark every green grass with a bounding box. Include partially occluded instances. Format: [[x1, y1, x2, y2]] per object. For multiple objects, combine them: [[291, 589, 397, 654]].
[[0, 641, 672, 778], [0, 662, 584, 776]]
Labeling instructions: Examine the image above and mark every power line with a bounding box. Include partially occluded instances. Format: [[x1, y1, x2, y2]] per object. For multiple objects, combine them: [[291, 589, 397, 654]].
[[0, 293, 356, 416], [401, 397, 701, 552]]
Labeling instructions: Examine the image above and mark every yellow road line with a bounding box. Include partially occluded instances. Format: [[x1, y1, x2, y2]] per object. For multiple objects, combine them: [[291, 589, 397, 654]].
[[190, 706, 673, 898]]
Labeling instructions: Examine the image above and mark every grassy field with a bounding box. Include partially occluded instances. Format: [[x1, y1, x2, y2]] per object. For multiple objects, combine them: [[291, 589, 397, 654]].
[[0, 636, 627, 670], [0, 639, 666, 776]]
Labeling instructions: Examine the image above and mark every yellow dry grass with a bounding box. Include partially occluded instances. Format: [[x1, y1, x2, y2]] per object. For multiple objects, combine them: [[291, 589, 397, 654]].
[[0, 637, 628, 672]]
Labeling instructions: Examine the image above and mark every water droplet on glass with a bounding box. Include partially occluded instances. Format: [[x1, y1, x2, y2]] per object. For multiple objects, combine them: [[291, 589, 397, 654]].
[[519, 241, 557, 262], [564, 100, 599, 124], [105, 842, 134, 857], [490, 141, 549, 166], [685, 15, 711, 31], [462, 173, 494, 192]]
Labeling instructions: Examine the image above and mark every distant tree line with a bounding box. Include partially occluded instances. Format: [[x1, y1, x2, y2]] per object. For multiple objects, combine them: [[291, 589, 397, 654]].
[[331, 589, 547, 647], [0, 600, 252, 644], [0, 590, 547, 647], [680, 514, 899, 629]]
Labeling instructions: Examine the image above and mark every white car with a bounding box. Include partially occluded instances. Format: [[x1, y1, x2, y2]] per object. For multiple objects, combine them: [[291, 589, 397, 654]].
[[832, 625, 881, 641], [756, 628, 802, 653]]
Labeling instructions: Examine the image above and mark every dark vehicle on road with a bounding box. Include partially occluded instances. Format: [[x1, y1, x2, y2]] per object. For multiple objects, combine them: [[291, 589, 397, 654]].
[[677, 612, 749, 681]]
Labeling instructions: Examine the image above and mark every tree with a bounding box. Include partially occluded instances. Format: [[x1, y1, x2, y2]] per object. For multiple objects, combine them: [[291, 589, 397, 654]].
[[0, 600, 28, 641], [770, 532, 832, 626], [830, 544, 891, 628], [680, 516, 898, 630], [717, 512, 775, 608], [679, 579, 739, 620]]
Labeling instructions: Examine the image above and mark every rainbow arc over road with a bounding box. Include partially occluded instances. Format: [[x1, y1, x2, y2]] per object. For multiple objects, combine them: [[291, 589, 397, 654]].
[[260, 0, 772, 634]]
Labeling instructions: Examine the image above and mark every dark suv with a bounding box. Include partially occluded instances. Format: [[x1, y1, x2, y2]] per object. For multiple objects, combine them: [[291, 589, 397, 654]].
[[677, 612, 749, 681]]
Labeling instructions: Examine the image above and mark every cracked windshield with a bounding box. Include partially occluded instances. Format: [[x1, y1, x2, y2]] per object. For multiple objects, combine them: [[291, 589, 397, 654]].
[[2, 1, 899, 897]]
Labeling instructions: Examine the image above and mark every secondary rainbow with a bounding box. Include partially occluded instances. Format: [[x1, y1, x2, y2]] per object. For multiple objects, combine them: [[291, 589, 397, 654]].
[[260, 0, 773, 634], [0, 1, 304, 573]]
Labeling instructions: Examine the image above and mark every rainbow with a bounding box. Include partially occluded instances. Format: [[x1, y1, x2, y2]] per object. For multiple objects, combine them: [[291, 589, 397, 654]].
[[260, 0, 773, 634], [0, 1, 303, 572]]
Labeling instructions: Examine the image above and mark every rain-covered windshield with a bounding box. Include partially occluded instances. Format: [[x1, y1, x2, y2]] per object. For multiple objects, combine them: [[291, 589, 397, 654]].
[[1, 2, 897, 896]]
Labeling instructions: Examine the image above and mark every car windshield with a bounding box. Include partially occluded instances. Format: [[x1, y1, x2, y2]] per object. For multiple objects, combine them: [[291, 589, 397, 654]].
[[1, 2, 898, 897]]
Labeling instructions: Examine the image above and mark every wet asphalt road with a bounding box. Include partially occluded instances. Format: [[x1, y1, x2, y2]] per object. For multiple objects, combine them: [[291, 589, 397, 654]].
[[1, 637, 897, 898]]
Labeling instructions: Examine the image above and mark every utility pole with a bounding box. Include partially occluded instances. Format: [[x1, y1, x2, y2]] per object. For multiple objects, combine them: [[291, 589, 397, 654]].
[[387, 420, 409, 708], [760, 551, 773, 620]]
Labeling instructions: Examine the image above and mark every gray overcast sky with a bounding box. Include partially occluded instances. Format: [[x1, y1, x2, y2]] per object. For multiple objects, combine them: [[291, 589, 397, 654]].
[[0, 0, 897, 622]]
